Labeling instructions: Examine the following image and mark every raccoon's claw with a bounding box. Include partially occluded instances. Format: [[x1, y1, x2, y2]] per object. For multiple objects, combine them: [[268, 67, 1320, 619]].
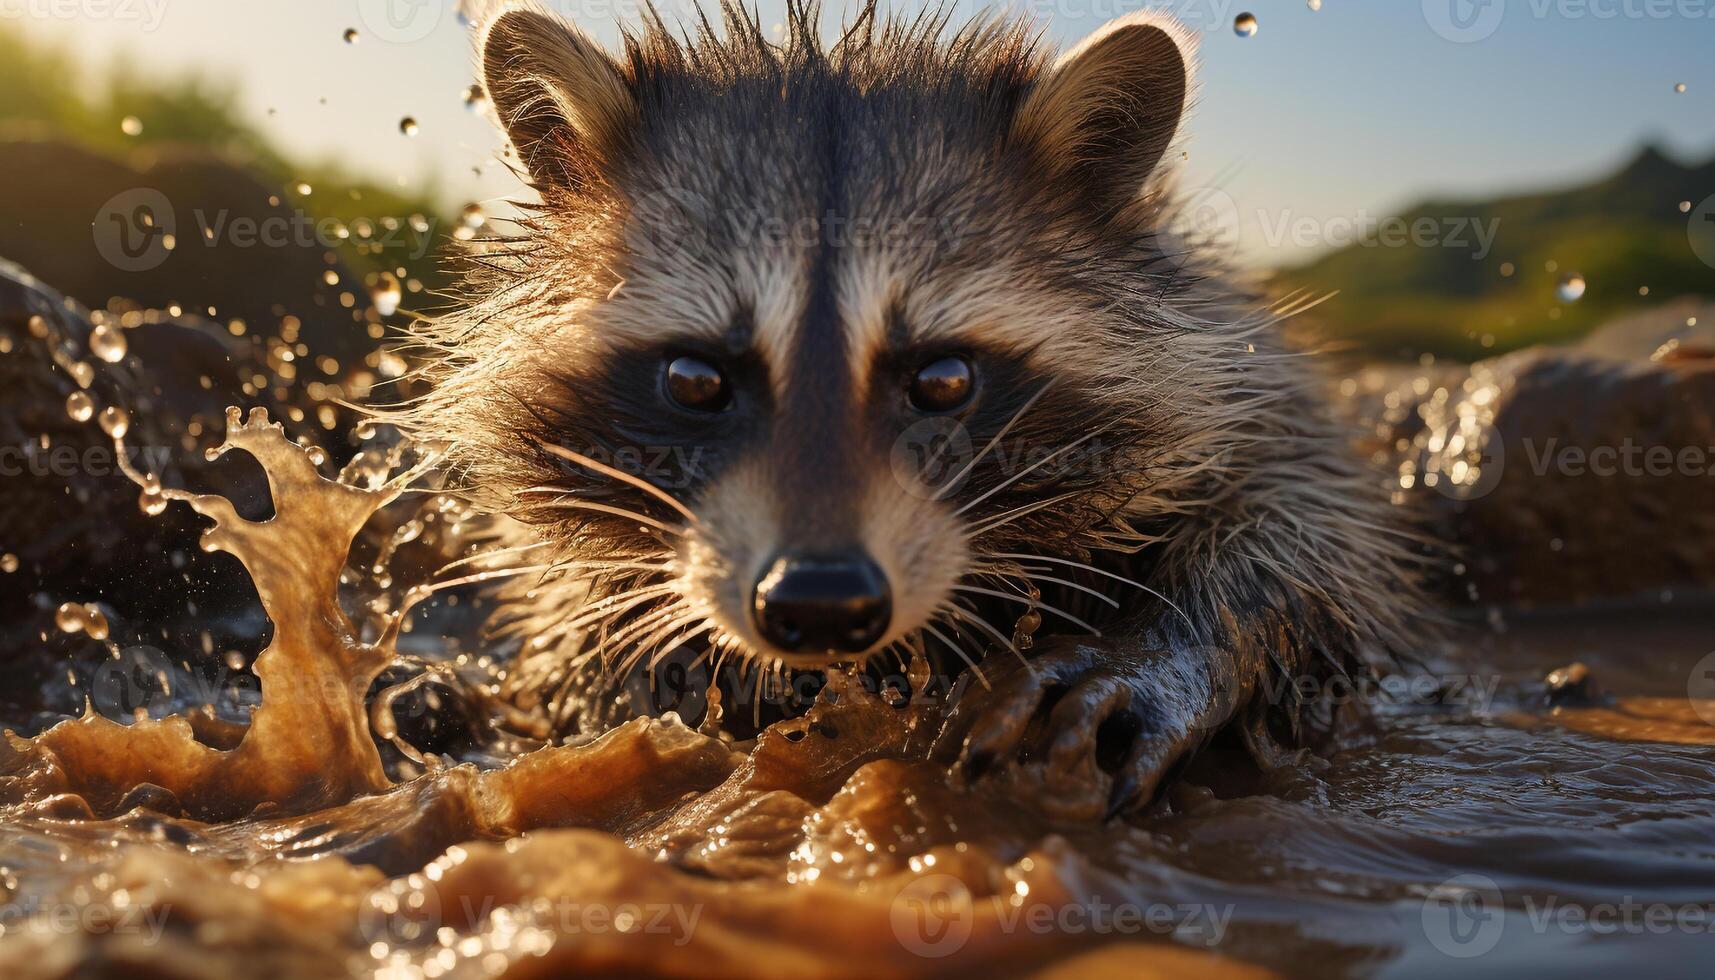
[[932, 639, 1211, 822]]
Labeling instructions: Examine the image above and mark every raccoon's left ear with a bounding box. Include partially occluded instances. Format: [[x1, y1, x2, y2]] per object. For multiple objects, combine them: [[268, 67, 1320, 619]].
[[1011, 12, 1193, 217], [481, 7, 637, 193]]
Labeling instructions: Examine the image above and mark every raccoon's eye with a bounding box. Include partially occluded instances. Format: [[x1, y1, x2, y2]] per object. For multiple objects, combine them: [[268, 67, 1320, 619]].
[[663, 355, 730, 412], [908, 356, 975, 413]]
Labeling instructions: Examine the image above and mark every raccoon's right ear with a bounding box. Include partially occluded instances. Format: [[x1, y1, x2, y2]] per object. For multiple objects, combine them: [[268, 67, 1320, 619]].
[[1011, 12, 1193, 218], [481, 7, 636, 192]]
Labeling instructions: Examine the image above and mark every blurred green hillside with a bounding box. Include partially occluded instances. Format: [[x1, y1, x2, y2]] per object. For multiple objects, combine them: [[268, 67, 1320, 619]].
[[1275, 146, 1715, 361], [0, 25, 457, 307]]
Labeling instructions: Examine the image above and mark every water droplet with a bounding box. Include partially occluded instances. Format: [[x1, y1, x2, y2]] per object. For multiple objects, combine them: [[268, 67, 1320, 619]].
[[65, 391, 94, 423], [1234, 12, 1258, 36], [368, 271, 403, 316], [295, 181, 313, 196], [409, 213, 430, 234], [1556, 273, 1586, 303], [343, 27, 359, 44], [90, 323, 127, 363], [54, 602, 85, 634], [0, 554, 17, 574], [120, 115, 143, 137], [1681, 201, 1693, 213], [54, 602, 109, 640], [1674, 82, 1686, 94], [399, 116, 419, 137], [1307, 0, 1321, 9], [82, 606, 110, 641], [461, 84, 485, 110], [69, 361, 94, 387], [98, 406, 130, 439], [140, 486, 168, 516], [461, 203, 485, 229]]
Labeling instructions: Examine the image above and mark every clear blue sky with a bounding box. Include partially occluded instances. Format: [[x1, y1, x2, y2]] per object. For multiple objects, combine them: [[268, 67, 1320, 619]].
[[21, 0, 1713, 266]]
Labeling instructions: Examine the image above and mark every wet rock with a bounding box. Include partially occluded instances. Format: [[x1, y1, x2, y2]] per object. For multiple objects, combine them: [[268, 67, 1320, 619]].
[[1348, 299, 1715, 606], [116, 782, 184, 818], [1544, 662, 1600, 706]]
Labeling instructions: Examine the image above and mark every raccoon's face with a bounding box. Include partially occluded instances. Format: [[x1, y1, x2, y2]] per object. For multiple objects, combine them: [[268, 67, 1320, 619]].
[[457, 8, 1197, 672]]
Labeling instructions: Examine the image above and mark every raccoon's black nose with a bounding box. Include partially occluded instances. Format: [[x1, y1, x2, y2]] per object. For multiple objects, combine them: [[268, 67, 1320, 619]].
[[752, 552, 892, 655]]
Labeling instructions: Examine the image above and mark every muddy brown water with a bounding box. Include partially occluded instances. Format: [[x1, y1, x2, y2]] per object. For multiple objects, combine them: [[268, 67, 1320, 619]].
[[0, 407, 1710, 979]]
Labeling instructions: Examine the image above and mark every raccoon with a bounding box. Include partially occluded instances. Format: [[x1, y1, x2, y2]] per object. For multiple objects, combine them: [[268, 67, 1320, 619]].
[[395, 1, 1427, 820]]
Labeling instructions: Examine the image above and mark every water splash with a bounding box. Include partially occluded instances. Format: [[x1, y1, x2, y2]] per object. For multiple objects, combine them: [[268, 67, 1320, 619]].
[[2, 408, 437, 819]]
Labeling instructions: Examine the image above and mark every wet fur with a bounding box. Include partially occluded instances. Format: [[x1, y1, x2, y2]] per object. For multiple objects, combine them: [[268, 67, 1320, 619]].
[[386, 1, 1430, 811]]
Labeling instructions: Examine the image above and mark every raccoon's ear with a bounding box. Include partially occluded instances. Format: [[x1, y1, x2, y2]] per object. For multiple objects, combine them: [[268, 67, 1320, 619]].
[[1011, 12, 1192, 217], [481, 7, 636, 192]]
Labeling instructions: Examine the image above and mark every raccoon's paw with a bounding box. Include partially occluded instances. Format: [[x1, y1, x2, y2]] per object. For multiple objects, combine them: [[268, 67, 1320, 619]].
[[931, 639, 1214, 822]]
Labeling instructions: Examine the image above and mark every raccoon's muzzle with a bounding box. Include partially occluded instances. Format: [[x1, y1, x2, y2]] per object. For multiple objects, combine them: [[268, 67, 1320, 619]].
[[752, 550, 893, 654]]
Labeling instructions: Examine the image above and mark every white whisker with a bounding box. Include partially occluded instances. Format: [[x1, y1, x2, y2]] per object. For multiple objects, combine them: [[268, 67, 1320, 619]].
[[952, 584, 1103, 636], [921, 621, 990, 690], [932, 380, 1054, 501], [954, 416, 1130, 517], [986, 551, 1197, 633], [535, 440, 701, 526]]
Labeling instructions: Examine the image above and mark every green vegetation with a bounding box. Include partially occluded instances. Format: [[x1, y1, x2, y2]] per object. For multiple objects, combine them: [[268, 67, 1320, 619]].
[[0, 26, 454, 294], [1274, 146, 1715, 361]]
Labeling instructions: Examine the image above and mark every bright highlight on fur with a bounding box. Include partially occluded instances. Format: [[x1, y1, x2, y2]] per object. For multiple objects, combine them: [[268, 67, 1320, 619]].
[[385, 1, 1428, 814]]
